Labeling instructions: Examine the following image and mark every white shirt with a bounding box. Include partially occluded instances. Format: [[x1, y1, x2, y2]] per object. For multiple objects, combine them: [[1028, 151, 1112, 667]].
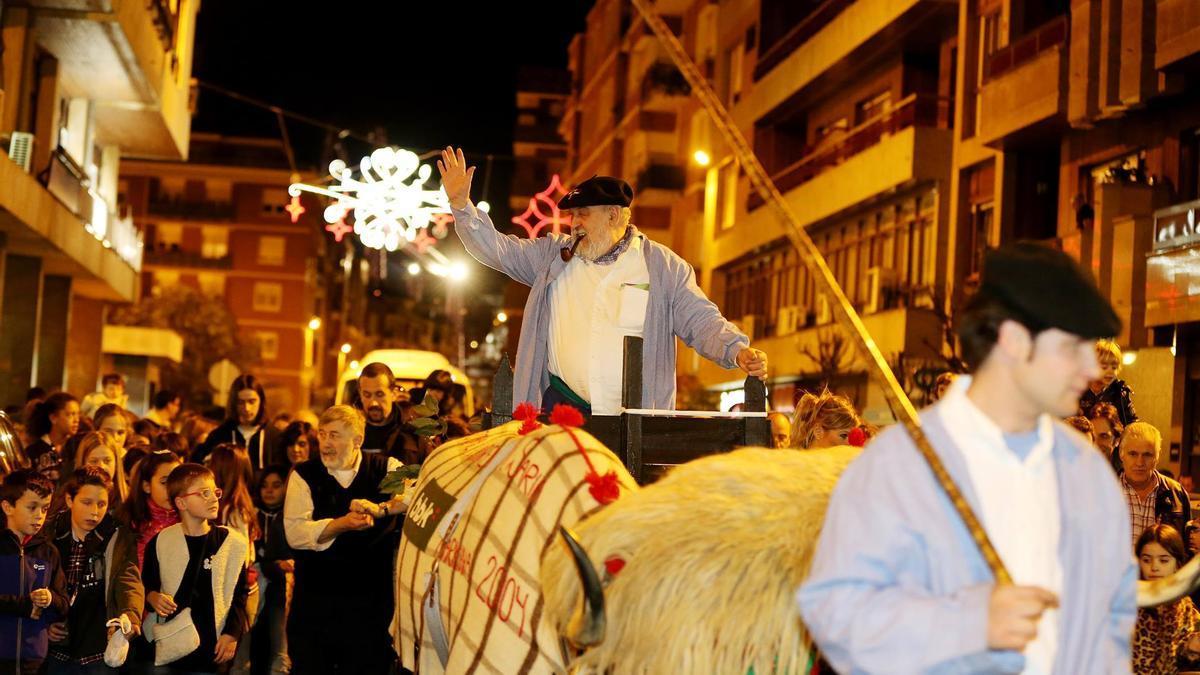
[[284, 451, 401, 551], [547, 234, 650, 414], [938, 376, 1061, 675]]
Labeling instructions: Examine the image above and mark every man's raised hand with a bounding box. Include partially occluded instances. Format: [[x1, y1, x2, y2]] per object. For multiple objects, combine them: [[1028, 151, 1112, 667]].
[[437, 146, 475, 210]]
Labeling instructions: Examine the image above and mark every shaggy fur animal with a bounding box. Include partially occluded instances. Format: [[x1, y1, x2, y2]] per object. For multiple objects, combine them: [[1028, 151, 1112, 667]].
[[540, 444, 861, 674]]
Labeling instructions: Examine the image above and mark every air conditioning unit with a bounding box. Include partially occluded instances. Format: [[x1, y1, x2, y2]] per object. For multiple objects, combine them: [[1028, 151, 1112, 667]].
[[865, 266, 901, 314], [815, 295, 832, 325], [738, 314, 759, 341], [8, 132, 34, 173], [776, 304, 806, 336]]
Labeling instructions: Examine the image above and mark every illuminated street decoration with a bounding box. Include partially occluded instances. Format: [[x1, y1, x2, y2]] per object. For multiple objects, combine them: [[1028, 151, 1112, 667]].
[[289, 146, 451, 252], [512, 174, 572, 238], [325, 218, 353, 242], [285, 195, 307, 222]]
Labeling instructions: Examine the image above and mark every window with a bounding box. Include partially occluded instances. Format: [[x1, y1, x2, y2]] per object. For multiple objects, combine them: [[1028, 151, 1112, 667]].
[[257, 236, 286, 266], [58, 98, 91, 166], [517, 112, 537, 126], [155, 223, 183, 249], [151, 270, 180, 296], [255, 331, 280, 360], [206, 179, 232, 202], [201, 226, 228, 259], [252, 282, 283, 312], [261, 189, 289, 217], [197, 272, 225, 297]]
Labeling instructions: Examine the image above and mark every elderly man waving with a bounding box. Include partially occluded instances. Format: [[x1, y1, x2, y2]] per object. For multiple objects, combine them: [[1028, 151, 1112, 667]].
[[439, 147, 766, 415]]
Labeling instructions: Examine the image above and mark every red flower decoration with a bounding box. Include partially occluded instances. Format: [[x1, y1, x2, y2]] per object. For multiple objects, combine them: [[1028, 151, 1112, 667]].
[[585, 470, 621, 505], [549, 404, 584, 428], [604, 556, 626, 577], [848, 427, 867, 447]]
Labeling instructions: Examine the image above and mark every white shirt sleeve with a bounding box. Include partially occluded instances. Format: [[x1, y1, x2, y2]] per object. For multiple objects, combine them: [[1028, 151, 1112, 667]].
[[284, 470, 337, 552]]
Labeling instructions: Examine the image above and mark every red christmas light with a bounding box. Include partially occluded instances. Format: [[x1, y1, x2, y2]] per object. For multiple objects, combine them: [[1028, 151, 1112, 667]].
[[285, 195, 307, 223], [512, 174, 573, 239], [325, 218, 352, 242]]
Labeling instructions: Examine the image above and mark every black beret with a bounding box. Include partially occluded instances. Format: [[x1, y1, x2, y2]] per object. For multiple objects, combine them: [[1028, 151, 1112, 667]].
[[557, 175, 634, 209], [978, 242, 1121, 339]]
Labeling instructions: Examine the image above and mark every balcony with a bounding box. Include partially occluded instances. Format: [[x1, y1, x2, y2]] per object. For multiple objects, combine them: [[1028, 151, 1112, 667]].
[[755, 0, 855, 81], [0, 151, 139, 301], [749, 94, 950, 214], [28, 0, 198, 159], [1157, 0, 1200, 71], [1146, 199, 1200, 327], [977, 17, 1069, 147], [143, 247, 232, 270], [147, 196, 235, 220]]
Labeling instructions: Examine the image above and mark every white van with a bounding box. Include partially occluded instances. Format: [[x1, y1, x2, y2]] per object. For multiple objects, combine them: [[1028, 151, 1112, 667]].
[[335, 349, 475, 417]]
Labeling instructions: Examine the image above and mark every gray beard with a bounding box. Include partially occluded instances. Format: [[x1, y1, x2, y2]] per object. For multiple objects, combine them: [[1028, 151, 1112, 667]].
[[577, 226, 623, 260]]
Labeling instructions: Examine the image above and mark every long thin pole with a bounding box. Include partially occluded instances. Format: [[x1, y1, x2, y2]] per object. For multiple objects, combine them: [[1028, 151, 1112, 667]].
[[629, 0, 1011, 585]]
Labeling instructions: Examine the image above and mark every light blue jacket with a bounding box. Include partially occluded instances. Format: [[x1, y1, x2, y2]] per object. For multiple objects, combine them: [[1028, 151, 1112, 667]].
[[796, 405, 1136, 674], [451, 203, 748, 409]]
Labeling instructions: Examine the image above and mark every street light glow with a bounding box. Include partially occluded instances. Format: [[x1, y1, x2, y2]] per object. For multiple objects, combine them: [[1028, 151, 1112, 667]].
[[448, 261, 469, 282], [348, 360, 360, 372], [496, 311, 508, 323], [1123, 351, 1137, 366], [308, 317, 321, 331], [407, 262, 421, 276], [693, 150, 711, 166], [478, 200, 491, 213], [340, 343, 352, 354], [470, 340, 479, 349]]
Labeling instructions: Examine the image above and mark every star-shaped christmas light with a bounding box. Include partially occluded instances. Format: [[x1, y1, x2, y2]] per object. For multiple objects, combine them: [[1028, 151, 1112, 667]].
[[512, 174, 573, 239], [285, 195, 306, 223], [325, 219, 352, 242]]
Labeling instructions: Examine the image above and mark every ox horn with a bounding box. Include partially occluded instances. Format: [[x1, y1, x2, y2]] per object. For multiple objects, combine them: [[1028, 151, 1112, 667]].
[[1139, 555, 1200, 608], [558, 525, 606, 648]]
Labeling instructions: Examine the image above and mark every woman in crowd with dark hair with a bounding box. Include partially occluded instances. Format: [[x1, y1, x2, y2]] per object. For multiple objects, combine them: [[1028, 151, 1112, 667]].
[[1089, 402, 1125, 473], [25, 392, 81, 479], [193, 374, 280, 471], [115, 450, 181, 569], [277, 420, 317, 466], [1133, 524, 1200, 672]]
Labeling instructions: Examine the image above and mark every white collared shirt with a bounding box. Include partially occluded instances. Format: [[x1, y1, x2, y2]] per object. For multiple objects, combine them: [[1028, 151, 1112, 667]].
[[547, 233, 650, 414], [937, 376, 1061, 675], [283, 451, 400, 551]]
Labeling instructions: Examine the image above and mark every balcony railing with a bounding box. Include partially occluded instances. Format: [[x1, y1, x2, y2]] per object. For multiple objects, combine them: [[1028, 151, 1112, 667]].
[[640, 62, 691, 100], [147, 196, 235, 220], [983, 16, 1068, 82], [143, 247, 233, 269], [1153, 199, 1200, 252], [754, 0, 856, 81], [749, 93, 948, 210]]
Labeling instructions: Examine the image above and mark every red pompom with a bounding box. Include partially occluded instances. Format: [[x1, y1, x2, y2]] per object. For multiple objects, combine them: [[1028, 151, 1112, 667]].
[[848, 427, 867, 447], [549, 404, 584, 428], [519, 418, 542, 435], [585, 470, 621, 505], [513, 402, 539, 421], [604, 556, 626, 577]]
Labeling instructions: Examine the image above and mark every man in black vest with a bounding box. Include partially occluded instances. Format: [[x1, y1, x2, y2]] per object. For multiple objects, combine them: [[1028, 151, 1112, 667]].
[[283, 405, 404, 673]]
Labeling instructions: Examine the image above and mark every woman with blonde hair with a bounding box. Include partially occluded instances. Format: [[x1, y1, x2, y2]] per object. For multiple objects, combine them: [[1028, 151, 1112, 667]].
[[790, 389, 863, 449]]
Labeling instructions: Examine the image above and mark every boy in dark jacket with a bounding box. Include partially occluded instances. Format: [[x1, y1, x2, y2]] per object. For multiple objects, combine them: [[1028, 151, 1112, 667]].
[[45, 467, 143, 672], [1079, 339, 1138, 426], [0, 470, 68, 674]]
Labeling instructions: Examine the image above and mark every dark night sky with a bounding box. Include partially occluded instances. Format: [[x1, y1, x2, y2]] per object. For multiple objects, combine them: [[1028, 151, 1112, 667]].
[[191, 2, 592, 169]]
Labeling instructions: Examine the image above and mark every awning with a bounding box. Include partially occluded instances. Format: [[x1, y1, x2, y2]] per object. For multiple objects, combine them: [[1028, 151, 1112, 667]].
[[101, 325, 184, 363]]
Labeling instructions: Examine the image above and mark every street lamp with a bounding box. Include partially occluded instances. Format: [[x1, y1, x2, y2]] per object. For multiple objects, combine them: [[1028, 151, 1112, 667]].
[[496, 311, 508, 323], [308, 317, 321, 331], [407, 262, 421, 276], [340, 343, 352, 354], [693, 149, 712, 166]]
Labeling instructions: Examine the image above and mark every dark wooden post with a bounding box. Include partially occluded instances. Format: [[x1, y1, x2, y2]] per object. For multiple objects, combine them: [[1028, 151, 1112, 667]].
[[485, 354, 514, 429], [621, 336, 644, 409], [743, 375, 771, 447]]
